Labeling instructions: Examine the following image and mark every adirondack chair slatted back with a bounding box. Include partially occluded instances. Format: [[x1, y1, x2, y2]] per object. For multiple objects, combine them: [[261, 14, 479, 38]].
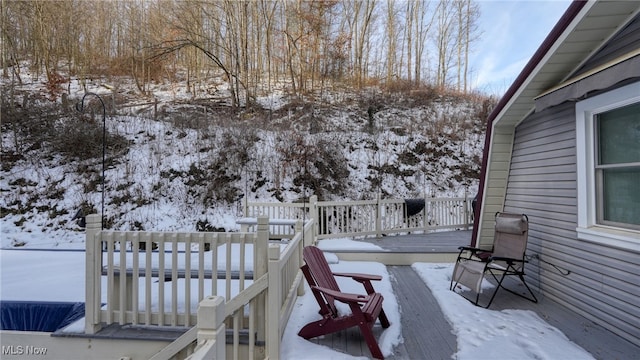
[[302, 246, 340, 315], [300, 264, 338, 317]]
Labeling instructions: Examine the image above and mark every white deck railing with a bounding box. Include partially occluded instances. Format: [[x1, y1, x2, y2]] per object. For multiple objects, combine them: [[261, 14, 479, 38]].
[[84, 196, 465, 359], [244, 195, 472, 239], [85, 214, 313, 360]]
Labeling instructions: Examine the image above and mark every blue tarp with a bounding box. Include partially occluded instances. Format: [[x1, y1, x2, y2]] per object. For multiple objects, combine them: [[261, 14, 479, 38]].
[[0, 301, 85, 332]]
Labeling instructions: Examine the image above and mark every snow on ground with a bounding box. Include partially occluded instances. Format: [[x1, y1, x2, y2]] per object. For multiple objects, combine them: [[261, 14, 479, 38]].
[[2, 70, 485, 250], [0, 250, 87, 302], [412, 263, 594, 360], [0, 108, 478, 249], [316, 237, 385, 251], [0, 237, 593, 360]]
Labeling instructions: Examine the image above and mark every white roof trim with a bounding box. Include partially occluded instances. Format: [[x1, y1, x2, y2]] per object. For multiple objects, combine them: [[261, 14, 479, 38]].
[[491, 1, 596, 128], [535, 48, 640, 99]]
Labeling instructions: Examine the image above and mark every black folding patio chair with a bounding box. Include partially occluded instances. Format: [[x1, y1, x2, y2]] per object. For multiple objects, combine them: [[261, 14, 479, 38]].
[[450, 212, 538, 308]]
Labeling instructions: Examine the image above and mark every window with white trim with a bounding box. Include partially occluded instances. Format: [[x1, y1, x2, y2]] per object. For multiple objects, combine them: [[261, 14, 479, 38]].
[[576, 81, 640, 250], [595, 103, 640, 230]]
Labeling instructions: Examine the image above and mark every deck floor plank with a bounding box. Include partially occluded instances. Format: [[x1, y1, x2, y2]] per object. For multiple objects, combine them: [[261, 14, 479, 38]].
[[353, 230, 472, 253], [387, 266, 456, 360]]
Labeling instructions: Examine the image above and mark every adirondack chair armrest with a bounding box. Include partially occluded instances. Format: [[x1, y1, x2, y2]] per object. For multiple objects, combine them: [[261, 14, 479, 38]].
[[311, 285, 370, 304], [332, 272, 382, 282], [332, 272, 383, 295]]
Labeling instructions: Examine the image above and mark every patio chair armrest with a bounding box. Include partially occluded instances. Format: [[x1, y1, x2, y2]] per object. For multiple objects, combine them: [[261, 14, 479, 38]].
[[311, 285, 370, 304], [457, 246, 492, 261], [489, 256, 524, 265], [458, 246, 491, 253], [333, 272, 382, 282]]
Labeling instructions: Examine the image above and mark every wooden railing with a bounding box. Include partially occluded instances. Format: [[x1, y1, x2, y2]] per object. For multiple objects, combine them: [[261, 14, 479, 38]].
[[84, 214, 311, 360], [245, 195, 472, 239]]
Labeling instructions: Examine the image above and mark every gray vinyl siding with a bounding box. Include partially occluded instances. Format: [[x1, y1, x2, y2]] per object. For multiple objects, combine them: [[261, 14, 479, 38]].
[[576, 12, 640, 74], [502, 101, 640, 347]]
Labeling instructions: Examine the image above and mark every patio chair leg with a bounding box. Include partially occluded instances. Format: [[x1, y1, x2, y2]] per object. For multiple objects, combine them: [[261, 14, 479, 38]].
[[484, 272, 507, 308], [500, 274, 538, 303], [520, 274, 538, 303], [486, 271, 538, 307]]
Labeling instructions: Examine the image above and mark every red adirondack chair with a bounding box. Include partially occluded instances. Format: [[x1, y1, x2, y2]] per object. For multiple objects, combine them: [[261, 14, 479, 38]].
[[298, 245, 390, 359]]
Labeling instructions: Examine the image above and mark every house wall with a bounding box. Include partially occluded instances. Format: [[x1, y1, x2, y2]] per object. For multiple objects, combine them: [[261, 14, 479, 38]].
[[476, 125, 514, 249], [575, 12, 640, 74], [502, 100, 640, 347]]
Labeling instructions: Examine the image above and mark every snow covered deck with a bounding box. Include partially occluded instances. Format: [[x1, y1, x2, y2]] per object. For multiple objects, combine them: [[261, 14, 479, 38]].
[[322, 230, 473, 264], [3, 227, 639, 359], [307, 233, 640, 360]]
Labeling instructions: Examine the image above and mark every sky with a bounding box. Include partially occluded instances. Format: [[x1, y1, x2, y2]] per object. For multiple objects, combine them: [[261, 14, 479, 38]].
[[470, 0, 573, 95], [0, 239, 595, 359]]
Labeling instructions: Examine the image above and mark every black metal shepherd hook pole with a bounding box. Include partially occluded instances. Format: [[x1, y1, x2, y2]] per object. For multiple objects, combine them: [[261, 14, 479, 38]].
[[76, 92, 107, 230]]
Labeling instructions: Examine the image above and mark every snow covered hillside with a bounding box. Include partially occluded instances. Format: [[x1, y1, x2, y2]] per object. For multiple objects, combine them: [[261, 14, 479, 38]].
[[1, 70, 493, 248]]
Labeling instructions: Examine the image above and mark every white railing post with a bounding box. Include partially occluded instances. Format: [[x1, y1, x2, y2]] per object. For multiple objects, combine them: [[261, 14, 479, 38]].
[[422, 197, 428, 233], [85, 214, 103, 334], [464, 189, 469, 230], [295, 219, 306, 296], [375, 193, 382, 238], [309, 195, 318, 245], [425, 196, 432, 232], [195, 296, 226, 359], [255, 216, 269, 344], [294, 220, 303, 242], [267, 244, 282, 360]]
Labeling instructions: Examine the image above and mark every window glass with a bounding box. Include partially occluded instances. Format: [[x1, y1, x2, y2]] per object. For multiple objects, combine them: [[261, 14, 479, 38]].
[[601, 168, 640, 226], [597, 103, 640, 164], [596, 102, 640, 229]]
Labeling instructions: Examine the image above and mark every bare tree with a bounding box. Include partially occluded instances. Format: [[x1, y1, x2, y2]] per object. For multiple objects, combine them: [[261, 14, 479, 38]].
[[384, 0, 398, 86], [460, 0, 480, 93], [342, 0, 376, 88], [1, 0, 22, 80], [434, 0, 456, 89], [405, 0, 414, 84], [412, 0, 434, 86], [3, 0, 485, 102]]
